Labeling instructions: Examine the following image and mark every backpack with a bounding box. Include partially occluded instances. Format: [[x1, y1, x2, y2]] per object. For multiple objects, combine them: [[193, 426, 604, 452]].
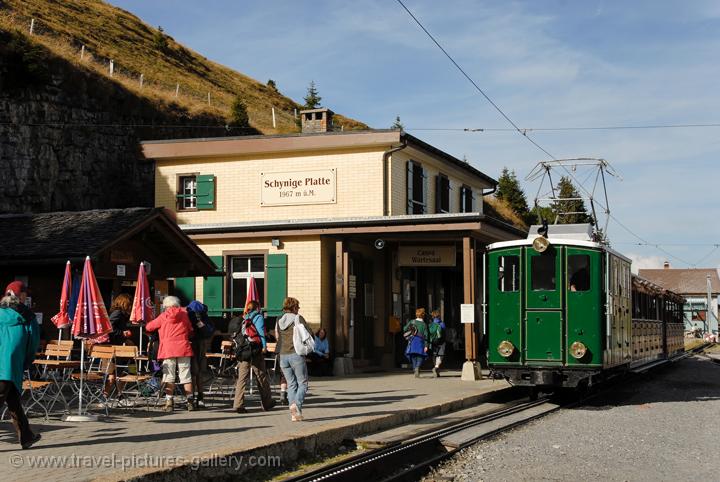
[[232, 317, 262, 362], [292, 315, 315, 356], [403, 322, 418, 341], [429, 321, 445, 345]]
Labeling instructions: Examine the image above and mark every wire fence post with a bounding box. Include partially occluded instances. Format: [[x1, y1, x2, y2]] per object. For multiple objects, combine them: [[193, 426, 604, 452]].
[[109, 59, 114, 77], [272, 107, 276, 128], [207, 92, 211, 106], [175, 83, 179, 98], [139, 73, 144, 88], [80, 45, 85, 61], [294, 108, 297, 119], [29, 18, 35, 35]]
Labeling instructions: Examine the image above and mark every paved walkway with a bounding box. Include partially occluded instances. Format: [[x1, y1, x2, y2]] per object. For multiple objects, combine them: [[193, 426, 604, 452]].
[[0, 370, 507, 481]]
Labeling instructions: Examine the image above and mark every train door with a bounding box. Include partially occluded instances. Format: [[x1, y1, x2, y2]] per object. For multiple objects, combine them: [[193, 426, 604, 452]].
[[525, 246, 563, 363], [565, 248, 602, 366], [487, 248, 522, 364]]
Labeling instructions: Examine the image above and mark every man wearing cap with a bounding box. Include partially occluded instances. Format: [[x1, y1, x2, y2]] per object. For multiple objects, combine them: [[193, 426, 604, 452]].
[[0, 280, 41, 449]]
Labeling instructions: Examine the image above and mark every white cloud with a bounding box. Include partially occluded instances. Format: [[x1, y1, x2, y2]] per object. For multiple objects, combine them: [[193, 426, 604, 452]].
[[626, 254, 667, 274]]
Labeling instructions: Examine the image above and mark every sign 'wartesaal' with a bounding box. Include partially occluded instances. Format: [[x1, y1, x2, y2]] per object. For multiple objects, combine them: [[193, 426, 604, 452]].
[[261, 169, 336, 206], [398, 246, 456, 267]]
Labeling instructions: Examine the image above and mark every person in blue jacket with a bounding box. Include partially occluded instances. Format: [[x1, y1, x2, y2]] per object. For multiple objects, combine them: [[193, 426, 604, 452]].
[[0, 281, 41, 449]]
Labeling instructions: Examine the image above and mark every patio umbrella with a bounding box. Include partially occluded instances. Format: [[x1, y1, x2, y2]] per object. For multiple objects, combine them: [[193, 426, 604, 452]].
[[130, 261, 154, 354], [244, 275, 260, 314], [68, 272, 80, 321], [50, 261, 73, 341], [67, 256, 111, 422]]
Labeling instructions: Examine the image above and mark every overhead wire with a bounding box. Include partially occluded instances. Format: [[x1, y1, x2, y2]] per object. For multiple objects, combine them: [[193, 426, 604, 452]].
[[396, 0, 713, 267], [406, 123, 720, 132]]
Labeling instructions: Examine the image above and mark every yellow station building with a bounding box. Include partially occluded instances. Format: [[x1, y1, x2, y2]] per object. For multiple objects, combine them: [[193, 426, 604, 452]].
[[142, 109, 524, 372]]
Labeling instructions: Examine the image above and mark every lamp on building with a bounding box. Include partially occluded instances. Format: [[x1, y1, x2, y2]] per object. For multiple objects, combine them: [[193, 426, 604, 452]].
[[271, 238, 282, 249]]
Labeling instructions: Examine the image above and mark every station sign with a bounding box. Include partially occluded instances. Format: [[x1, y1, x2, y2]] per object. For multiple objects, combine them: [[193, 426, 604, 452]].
[[398, 246, 456, 267], [261, 169, 337, 206]]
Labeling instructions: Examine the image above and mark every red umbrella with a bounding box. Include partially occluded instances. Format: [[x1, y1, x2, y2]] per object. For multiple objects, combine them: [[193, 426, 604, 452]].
[[50, 261, 73, 331], [69, 256, 111, 421], [72, 257, 111, 338], [244, 275, 260, 314], [130, 262, 154, 353]]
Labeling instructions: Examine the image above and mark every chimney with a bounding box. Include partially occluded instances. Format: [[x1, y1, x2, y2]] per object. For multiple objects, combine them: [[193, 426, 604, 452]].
[[300, 108, 334, 133], [663, 261, 670, 269]]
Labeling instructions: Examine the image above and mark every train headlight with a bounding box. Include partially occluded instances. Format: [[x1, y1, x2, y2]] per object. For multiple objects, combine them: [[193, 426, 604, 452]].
[[497, 341, 515, 358], [570, 341, 587, 359]]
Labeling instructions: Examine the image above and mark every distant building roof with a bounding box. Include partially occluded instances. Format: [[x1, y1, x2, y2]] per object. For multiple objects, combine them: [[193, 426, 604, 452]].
[[638, 268, 720, 295], [0, 207, 216, 276]]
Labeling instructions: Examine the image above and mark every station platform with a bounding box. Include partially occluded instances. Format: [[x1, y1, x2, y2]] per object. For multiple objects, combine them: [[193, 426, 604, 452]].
[[0, 369, 509, 481]]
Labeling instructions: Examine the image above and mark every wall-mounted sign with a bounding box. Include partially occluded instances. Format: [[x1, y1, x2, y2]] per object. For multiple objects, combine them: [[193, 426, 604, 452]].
[[398, 246, 456, 267], [460, 304, 475, 324], [116, 265, 126, 277], [261, 169, 336, 206]]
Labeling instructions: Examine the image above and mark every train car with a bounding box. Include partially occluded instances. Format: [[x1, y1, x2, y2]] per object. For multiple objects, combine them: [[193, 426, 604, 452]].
[[486, 224, 685, 390]]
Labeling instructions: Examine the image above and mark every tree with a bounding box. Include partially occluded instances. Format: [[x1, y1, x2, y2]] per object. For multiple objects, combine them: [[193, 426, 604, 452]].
[[391, 115, 404, 130], [303, 80, 322, 109], [153, 26, 168, 51], [496, 168, 531, 222], [551, 176, 592, 224], [228, 95, 249, 128], [267, 79, 278, 91]]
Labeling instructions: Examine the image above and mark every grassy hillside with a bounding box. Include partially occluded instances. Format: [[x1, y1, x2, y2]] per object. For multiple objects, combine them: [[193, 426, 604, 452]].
[[0, 0, 367, 134], [484, 196, 529, 231]]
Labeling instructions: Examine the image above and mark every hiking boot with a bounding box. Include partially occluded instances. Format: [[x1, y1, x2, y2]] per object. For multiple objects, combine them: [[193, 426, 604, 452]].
[[414, 367, 420, 378], [262, 399, 277, 412], [162, 399, 174, 412], [432, 367, 439, 378], [187, 399, 196, 411], [21, 433, 41, 450], [279, 392, 288, 405], [235, 407, 247, 414]]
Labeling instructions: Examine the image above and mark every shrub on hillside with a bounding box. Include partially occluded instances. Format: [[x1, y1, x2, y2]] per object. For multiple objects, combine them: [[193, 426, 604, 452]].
[[228, 96, 250, 128]]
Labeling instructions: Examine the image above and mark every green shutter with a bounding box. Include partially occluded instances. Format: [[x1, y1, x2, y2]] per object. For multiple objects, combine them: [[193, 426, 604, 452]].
[[266, 253, 288, 316], [174, 277, 196, 305], [203, 255, 223, 316], [196, 174, 216, 210]]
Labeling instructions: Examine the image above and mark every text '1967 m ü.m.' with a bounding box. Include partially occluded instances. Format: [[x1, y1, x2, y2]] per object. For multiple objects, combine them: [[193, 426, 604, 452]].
[[486, 223, 685, 391]]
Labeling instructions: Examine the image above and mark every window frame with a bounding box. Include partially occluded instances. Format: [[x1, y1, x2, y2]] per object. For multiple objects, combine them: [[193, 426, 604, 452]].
[[176, 172, 200, 212], [460, 185, 474, 213], [223, 250, 269, 313], [567, 254, 591, 292], [407, 160, 427, 214], [497, 254, 520, 292]]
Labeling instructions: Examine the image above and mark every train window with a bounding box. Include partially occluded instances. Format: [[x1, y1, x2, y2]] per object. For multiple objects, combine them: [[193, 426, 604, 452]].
[[531, 253, 556, 291], [498, 255, 520, 292], [567, 255, 590, 292]]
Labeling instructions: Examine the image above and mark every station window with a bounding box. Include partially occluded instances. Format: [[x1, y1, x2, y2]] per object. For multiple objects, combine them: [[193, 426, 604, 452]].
[[229, 255, 265, 310], [567, 254, 590, 291], [407, 160, 427, 214], [498, 255, 520, 292], [460, 186, 473, 212], [436, 174, 450, 213], [531, 253, 556, 291], [178, 175, 197, 210]]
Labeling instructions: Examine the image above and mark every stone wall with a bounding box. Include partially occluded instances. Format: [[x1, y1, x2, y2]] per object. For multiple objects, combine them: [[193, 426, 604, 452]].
[[0, 29, 250, 213]]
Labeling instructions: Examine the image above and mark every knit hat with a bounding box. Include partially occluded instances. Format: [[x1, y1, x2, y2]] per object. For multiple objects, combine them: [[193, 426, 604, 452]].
[[5, 280, 27, 296]]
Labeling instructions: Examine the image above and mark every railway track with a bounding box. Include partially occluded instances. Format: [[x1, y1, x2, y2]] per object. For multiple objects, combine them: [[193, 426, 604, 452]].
[[284, 396, 562, 482]]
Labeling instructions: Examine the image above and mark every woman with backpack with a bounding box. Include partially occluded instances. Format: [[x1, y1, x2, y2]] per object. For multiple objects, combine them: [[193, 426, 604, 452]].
[[232, 300, 275, 414], [428, 309, 446, 378], [187, 300, 213, 408], [276, 297, 314, 421], [404, 308, 429, 378]]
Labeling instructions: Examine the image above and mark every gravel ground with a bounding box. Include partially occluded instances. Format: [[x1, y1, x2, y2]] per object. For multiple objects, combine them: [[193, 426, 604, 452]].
[[426, 354, 720, 482]]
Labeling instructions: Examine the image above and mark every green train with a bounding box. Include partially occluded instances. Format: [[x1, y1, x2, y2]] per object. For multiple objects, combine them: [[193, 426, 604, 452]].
[[486, 224, 685, 390]]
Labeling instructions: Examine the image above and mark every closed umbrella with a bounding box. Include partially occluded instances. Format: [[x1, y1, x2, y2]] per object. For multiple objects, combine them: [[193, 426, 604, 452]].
[[66, 256, 111, 422], [50, 261, 73, 341], [130, 261, 154, 354], [244, 275, 260, 314]]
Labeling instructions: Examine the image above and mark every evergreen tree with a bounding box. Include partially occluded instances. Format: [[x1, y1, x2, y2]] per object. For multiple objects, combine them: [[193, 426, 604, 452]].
[[392, 115, 404, 130], [267, 79, 278, 91], [303, 81, 322, 109], [495, 168, 531, 222], [228, 95, 249, 128], [153, 26, 168, 51], [551, 176, 592, 224]]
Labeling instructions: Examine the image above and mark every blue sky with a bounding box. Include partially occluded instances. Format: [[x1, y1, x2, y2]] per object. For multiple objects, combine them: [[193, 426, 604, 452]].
[[110, 0, 720, 271]]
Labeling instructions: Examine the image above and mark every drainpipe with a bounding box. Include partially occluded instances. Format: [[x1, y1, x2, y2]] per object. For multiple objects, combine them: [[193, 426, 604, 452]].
[[382, 136, 408, 216]]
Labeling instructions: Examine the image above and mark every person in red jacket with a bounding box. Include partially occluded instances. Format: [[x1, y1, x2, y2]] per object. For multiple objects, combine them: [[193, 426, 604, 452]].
[[145, 296, 195, 412]]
